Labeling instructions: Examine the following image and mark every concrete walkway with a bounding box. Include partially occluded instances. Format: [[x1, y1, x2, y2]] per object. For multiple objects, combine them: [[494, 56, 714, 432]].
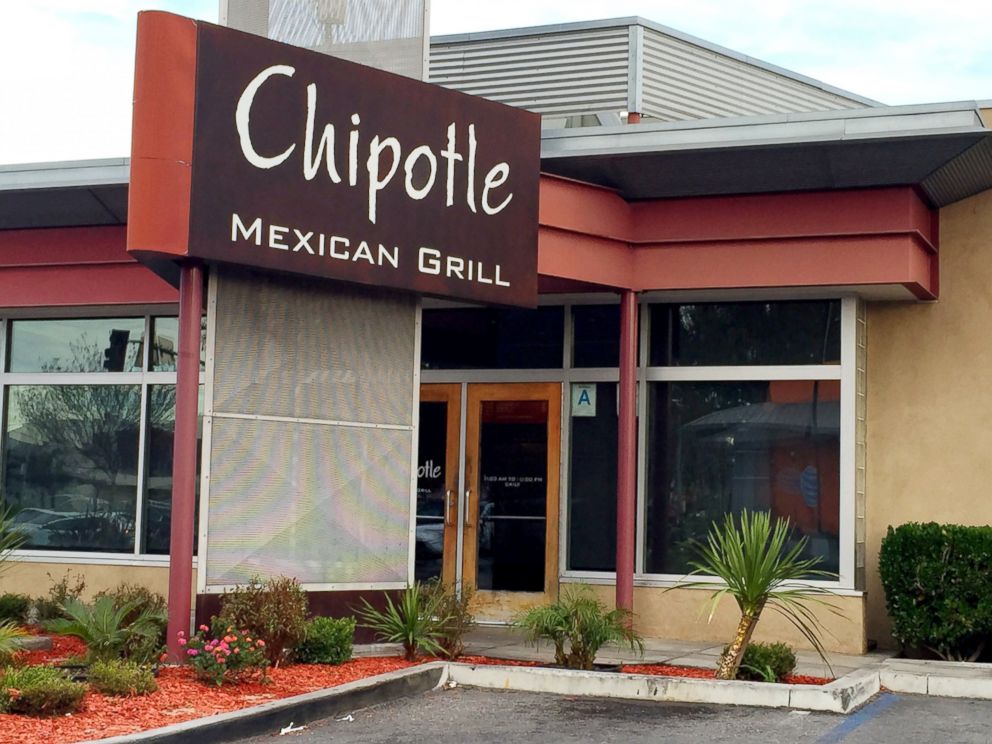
[[462, 625, 893, 678]]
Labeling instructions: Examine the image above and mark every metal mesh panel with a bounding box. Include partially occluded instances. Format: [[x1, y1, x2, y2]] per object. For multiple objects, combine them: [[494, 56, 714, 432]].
[[205, 417, 411, 586], [204, 267, 417, 589], [212, 270, 415, 426], [225, 0, 427, 80]]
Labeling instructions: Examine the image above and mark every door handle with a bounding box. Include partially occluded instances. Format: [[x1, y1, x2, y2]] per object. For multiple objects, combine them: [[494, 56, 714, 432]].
[[445, 490, 454, 527], [464, 489, 473, 528]]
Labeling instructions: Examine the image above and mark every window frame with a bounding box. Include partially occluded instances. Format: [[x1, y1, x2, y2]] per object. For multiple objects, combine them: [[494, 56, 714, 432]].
[[0, 310, 204, 565]]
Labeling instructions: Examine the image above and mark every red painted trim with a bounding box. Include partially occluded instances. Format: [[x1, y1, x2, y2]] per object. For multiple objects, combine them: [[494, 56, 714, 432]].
[[616, 289, 637, 612], [536, 177, 940, 299], [165, 262, 203, 663], [127, 11, 197, 261], [0, 227, 177, 307]]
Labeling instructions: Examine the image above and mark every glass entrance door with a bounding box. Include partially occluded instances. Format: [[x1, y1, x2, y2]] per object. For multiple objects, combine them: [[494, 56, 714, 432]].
[[416, 382, 561, 619]]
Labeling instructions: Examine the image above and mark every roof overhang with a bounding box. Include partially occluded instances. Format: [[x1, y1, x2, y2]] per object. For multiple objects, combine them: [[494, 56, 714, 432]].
[[540, 102, 992, 207]]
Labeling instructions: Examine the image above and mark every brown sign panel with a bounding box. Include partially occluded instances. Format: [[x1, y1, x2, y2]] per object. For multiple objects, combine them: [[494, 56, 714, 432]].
[[128, 13, 540, 307]]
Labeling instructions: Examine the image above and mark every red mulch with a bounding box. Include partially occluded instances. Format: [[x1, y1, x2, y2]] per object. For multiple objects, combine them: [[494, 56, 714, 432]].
[[0, 640, 832, 744], [621, 663, 832, 686], [0, 655, 418, 744]]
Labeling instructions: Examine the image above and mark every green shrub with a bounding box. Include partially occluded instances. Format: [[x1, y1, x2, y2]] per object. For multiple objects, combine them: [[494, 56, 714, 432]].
[[88, 659, 158, 696], [0, 665, 86, 716], [0, 594, 31, 624], [515, 586, 643, 670], [219, 576, 308, 666], [356, 584, 447, 661], [880, 522, 992, 661], [297, 616, 355, 664], [422, 579, 475, 659], [0, 504, 26, 580], [33, 571, 87, 623], [732, 641, 797, 682], [45, 597, 166, 663]]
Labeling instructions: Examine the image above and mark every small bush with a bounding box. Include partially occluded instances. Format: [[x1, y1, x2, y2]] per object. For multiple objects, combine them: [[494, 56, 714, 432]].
[[33, 571, 87, 623], [94, 583, 167, 660], [182, 624, 269, 686], [297, 616, 355, 665], [880, 522, 992, 661], [732, 642, 797, 682], [219, 576, 308, 666], [422, 579, 475, 659], [88, 659, 158, 696], [0, 665, 86, 716], [0, 594, 31, 624], [515, 587, 643, 670]]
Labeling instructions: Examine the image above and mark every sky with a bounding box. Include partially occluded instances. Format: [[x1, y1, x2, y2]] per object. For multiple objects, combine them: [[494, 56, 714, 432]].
[[1, 0, 990, 165]]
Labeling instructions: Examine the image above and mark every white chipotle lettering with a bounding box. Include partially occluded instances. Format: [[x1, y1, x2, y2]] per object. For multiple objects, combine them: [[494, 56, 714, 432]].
[[235, 65, 514, 225]]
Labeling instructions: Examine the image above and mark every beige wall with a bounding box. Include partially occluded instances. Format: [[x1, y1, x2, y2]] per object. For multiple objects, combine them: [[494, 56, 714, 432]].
[[0, 562, 193, 602], [582, 584, 866, 655], [865, 188, 992, 648]]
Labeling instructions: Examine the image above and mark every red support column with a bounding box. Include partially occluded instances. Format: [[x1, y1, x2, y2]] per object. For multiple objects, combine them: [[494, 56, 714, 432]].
[[616, 289, 638, 612], [165, 262, 204, 662]]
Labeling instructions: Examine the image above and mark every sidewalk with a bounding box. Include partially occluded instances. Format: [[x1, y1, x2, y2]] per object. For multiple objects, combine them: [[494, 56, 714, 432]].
[[462, 624, 894, 678]]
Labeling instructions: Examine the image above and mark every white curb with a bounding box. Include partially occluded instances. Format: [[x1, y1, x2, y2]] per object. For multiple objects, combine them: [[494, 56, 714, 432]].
[[880, 658, 992, 699], [446, 662, 880, 714]]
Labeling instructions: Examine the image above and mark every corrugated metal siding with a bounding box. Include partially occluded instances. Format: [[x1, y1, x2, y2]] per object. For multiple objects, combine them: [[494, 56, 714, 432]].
[[429, 28, 630, 117], [640, 30, 865, 121]]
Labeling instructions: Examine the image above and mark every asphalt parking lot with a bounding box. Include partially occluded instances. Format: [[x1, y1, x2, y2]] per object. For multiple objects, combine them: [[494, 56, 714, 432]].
[[240, 686, 992, 743]]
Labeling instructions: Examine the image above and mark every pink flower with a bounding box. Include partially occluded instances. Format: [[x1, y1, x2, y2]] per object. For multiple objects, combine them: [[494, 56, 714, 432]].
[[187, 649, 199, 656], [177, 637, 187, 646], [233, 648, 240, 654], [160, 653, 169, 663], [199, 625, 209, 632], [256, 640, 265, 647], [177, 630, 185, 637], [216, 655, 226, 664]]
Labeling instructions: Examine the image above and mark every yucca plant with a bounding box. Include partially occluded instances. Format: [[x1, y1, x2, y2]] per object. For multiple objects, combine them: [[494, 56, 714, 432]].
[[355, 584, 447, 661], [676, 510, 837, 680], [45, 596, 167, 663]]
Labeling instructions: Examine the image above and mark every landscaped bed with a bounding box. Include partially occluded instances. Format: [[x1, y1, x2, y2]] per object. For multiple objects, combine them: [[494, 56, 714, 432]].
[[1, 640, 835, 744]]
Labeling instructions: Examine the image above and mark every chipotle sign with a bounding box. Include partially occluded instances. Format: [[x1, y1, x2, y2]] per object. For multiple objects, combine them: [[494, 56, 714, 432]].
[[127, 12, 540, 307]]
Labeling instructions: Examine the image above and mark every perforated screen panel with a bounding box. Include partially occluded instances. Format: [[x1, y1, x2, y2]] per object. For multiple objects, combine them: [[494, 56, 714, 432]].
[[204, 268, 417, 589], [212, 271, 416, 426]]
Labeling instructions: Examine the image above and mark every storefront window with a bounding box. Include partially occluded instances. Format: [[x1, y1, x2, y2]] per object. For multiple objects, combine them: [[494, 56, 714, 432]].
[[644, 379, 840, 576], [572, 305, 620, 368], [2, 384, 141, 552], [649, 301, 840, 366], [421, 307, 564, 369], [567, 382, 617, 571], [0, 316, 203, 557], [8, 318, 145, 373], [149, 316, 207, 372]]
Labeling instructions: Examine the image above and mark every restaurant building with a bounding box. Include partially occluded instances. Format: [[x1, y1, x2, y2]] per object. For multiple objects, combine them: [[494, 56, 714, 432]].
[[1, 17, 991, 655]]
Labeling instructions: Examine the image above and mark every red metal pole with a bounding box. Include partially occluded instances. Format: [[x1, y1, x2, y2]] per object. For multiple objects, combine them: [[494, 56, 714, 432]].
[[165, 262, 203, 663], [616, 289, 638, 612]]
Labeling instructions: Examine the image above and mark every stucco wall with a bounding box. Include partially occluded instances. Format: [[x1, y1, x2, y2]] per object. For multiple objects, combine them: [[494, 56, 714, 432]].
[[1, 562, 187, 602], [582, 584, 866, 655], [865, 188, 992, 648]]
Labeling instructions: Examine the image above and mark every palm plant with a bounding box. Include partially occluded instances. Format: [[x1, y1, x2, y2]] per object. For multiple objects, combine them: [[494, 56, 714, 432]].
[[0, 504, 26, 577], [516, 587, 643, 670], [45, 596, 167, 663], [676, 510, 837, 680], [355, 584, 448, 661], [0, 620, 28, 665]]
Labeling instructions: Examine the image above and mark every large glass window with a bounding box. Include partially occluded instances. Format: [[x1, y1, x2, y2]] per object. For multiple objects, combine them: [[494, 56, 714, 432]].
[[650, 301, 840, 366], [644, 380, 840, 576], [9, 318, 145, 373], [421, 307, 564, 369], [571, 305, 620, 368], [0, 315, 203, 557], [567, 382, 617, 571], [3, 385, 141, 552]]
